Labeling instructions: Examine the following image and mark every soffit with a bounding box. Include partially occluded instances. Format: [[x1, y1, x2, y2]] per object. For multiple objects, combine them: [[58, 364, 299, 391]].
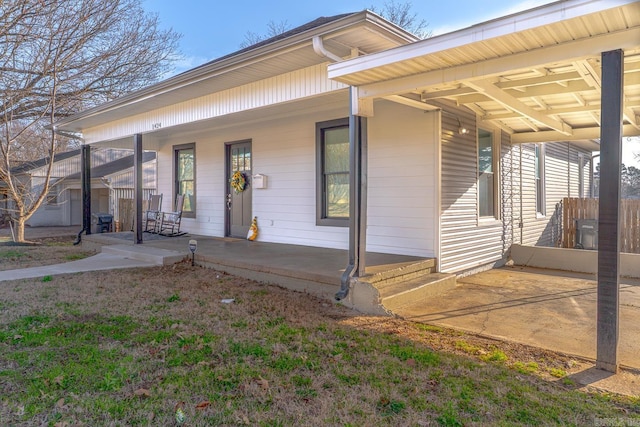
[[330, 1, 640, 143], [56, 13, 415, 133]]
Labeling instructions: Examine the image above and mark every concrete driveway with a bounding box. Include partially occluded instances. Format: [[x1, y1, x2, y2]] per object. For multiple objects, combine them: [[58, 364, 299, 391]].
[[395, 266, 640, 370]]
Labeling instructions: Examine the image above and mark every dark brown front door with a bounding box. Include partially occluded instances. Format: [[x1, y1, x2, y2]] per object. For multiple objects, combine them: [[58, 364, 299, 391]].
[[226, 140, 252, 238]]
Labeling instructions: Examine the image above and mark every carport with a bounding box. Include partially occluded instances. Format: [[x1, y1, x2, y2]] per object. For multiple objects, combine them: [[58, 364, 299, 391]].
[[328, 0, 640, 372], [394, 266, 640, 370]]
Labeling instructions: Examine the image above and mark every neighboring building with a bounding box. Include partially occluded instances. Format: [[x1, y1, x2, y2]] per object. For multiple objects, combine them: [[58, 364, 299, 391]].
[[53, 1, 639, 275], [3, 148, 156, 227]]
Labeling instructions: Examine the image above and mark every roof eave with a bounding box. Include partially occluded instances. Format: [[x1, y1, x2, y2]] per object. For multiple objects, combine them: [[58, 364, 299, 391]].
[[328, 0, 638, 83], [54, 11, 417, 132]]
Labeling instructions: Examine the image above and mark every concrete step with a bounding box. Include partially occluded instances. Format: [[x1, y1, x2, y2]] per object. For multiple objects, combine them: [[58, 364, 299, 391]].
[[379, 273, 457, 312], [364, 258, 437, 286], [101, 244, 186, 266]]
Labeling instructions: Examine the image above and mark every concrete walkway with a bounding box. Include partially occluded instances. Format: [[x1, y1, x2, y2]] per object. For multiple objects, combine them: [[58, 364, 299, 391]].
[[0, 244, 187, 282], [0, 252, 154, 282]]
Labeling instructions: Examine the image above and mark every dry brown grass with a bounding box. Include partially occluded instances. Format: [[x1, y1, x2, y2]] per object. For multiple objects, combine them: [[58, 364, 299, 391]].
[[0, 241, 638, 425], [0, 236, 95, 271]]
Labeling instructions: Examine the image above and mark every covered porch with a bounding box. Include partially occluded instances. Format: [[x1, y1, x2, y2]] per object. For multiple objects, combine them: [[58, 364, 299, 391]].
[[81, 231, 449, 315]]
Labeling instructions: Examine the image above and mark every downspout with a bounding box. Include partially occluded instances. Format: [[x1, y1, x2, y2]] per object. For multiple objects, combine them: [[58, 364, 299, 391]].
[[337, 108, 367, 301], [519, 145, 524, 244], [311, 35, 364, 301], [75, 144, 92, 245], [312, 36, 342, 62], [51, 127, 89, 245]]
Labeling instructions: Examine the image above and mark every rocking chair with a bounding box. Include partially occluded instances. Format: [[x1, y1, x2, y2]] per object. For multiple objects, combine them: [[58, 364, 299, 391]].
[[143, 194, 163, 233], [158, 194, 185, 236]]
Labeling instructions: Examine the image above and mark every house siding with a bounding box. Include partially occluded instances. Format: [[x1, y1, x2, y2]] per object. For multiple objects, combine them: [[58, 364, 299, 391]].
[[436, 100, 592, 273], [152, 100, 438, 256], [439, 104, 505, 273], [367, 101, 439, 257], [29, 148, 135, 179], [518, 142, 592, 247], [84, 64, 348, 144]]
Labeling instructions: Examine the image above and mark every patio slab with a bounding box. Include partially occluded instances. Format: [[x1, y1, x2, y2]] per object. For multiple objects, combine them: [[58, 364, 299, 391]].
[[394, 266, 640, 371]]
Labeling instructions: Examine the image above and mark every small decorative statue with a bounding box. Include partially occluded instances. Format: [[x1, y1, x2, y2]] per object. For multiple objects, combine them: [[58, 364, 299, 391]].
[[247, 216, 258, 241]]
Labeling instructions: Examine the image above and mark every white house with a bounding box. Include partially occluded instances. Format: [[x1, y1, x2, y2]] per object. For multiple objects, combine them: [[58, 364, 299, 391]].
[[53, 1, 639, 279]]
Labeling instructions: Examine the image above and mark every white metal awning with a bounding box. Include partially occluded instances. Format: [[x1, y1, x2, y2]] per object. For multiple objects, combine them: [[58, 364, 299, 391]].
[[328, 0, 640, 144]]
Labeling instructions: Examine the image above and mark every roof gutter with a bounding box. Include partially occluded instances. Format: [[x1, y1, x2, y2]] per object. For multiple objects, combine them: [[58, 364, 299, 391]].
[[312, 36, 343, 62]]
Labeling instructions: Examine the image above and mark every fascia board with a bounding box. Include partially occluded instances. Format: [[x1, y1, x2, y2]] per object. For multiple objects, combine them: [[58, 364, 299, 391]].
[[328, 0, 637, 81]]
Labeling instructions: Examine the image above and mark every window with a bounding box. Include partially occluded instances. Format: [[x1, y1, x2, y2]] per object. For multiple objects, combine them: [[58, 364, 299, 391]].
[[174, 143, 195, 217], [535, 144, 545, 216], [478, 128, 498, 218], [46, 184, 59, 206], [316, 118, 349, 226]]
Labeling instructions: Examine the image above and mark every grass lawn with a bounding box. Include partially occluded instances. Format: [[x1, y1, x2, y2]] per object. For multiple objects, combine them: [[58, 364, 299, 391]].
[[0, 242, 638, 425], [0, 236, 94, 271]]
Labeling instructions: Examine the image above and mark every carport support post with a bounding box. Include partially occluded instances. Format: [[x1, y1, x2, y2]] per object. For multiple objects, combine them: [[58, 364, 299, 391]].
[[596, 49, 623, 373], [134, 134, 143, 244], [81, 144, 91, 235]]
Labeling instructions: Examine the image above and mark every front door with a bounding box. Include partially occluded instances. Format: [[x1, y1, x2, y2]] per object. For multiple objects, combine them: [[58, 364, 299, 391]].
[[226, 140, 252, 238]]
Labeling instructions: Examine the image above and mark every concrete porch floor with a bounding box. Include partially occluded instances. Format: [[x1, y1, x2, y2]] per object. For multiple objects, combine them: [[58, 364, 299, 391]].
[[82, 231, 434, 313]]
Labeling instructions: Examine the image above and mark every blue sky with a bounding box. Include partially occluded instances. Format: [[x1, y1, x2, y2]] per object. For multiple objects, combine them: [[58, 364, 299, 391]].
[[141, 0, 639, 165], [142, 0, 554, 72]]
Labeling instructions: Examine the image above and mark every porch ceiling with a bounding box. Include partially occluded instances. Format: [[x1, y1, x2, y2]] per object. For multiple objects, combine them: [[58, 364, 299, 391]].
[[328, 1, 640, 144], [85, 90, 350, 151]]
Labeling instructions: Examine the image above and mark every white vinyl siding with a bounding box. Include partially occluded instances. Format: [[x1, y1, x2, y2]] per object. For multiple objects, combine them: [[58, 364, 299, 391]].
[[152, 100, 438, 256], [83, 64, 347, 144], [366, 101, 439, 257], [519, 142, 592, 247], [439, 104, 505, 273]]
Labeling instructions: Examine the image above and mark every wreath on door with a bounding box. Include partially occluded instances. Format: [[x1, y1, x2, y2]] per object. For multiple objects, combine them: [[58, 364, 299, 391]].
[[230, 170, 247, 194]]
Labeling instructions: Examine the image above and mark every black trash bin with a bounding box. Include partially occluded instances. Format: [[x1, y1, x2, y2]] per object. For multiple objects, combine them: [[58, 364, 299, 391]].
[[574, 218, 598, 250], [93, 213, 113, 233]]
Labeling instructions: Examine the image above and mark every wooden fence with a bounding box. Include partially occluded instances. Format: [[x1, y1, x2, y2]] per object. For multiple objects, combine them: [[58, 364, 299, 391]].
[[562, 197, 640, 253]]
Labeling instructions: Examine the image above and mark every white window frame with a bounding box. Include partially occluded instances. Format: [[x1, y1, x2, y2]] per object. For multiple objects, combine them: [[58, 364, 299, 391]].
[[173, 143, 196, 218], [535, 143, 546, 217], [477, 127, 500, 221]]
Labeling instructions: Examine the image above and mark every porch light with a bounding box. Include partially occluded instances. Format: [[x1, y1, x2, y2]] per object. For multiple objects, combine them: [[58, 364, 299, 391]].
[[457, 117, 468, 135], [188, 239, 197, 266], [441, 109, 469, 135]]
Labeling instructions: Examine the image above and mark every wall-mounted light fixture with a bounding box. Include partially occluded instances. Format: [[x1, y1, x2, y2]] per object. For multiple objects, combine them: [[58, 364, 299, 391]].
[[457, 117, 469, 135], [441, 109, 469, 135]]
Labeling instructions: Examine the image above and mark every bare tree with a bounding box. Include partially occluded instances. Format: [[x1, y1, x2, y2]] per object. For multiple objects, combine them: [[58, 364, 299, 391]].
[[239, 20, 292, 49], [239, 1, 430, 51], [0, 0, 180, 242], [371, 0, 431, 39]]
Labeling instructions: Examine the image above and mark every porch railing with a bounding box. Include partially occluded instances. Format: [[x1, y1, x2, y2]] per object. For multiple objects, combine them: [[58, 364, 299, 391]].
[[561, 197, 640, 253]]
